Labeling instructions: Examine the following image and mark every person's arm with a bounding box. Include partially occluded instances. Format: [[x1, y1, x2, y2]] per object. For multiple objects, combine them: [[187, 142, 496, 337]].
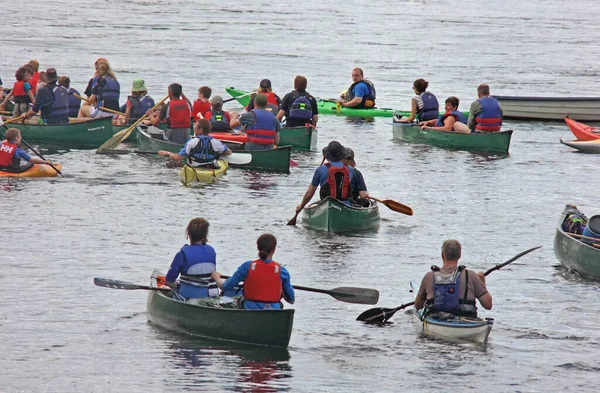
[[400, 98, 418, 122], [165, 251, 186, 288], [467, 101, 480, 131], [475, 271, 492, 310], [414, 275, 429, 310], [280, 266, 295, 304], [423, 116, 456, 132], [26, 83, 35, 103], [312, 114, 318, 128], [341, 83, 368, 107], [123, 100, 132, 124], [23, 88, 49, 118], [296, 184, 317, 213], [213, 140, 232, 156], [342, 97, 362, 108], [273, 119, 280, 144], [0, 90, 14, 109], [418, 119, 437, 127], [276, 109, 285, 122], [211, 261, 251, 291]]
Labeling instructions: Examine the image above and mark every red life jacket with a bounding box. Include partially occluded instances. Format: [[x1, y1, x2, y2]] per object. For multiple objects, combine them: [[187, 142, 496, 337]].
[[30, 72, 40, 94], [168, 99, 191, 129], [326, 163, 351, 200], [264, 91, 279, 106], [0, 141, 18, 167], [12, 81, 26, 97], [243, 259, 282, 303]]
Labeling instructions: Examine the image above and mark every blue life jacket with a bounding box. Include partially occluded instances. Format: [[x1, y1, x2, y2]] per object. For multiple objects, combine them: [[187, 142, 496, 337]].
[[289, 90, 313, 120], [176, 244, 218, 299], [188, 135, 217, 164], [140, 95, 155, 116], [475, 97, 502, 132], [67, 88, 81, 118], [44, 85, 69, 124], [346, 80, 376, 102], [418, 92, 439, 121], [93, 75, 120, 105], [435, 110, 468, 129], [430, 266, 477, 317], [126, 95, 155, 125], [246, 109, 277, 145], [209, 110, 229, 131]]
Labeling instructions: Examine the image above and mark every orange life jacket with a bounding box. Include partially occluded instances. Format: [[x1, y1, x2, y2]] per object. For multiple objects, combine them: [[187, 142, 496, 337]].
[[243, 259, 282, 303], [168, 99, 191, 129]]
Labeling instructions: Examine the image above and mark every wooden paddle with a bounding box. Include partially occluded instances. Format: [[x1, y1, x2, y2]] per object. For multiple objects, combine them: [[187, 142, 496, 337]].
[[367, 196, 413, 215], [0, 118, 63, 176], [96, 95, 168, 154], [568, 233, 600, 245], [216, 275, 379, 305], [93, 277, 172, 292], [73, 94, 126, 117], [356, 245, 542, 324]]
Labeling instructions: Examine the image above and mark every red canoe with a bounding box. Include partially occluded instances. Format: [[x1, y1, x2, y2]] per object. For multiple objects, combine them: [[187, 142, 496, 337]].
[[565, 116, 600, 141]]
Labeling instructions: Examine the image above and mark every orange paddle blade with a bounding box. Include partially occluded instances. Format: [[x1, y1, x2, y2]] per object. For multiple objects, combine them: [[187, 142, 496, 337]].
[[368, 197, 413, 215]]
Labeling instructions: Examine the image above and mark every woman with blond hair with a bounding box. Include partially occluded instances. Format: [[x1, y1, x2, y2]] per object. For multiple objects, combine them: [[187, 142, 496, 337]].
[[78, 58, 120, 118]]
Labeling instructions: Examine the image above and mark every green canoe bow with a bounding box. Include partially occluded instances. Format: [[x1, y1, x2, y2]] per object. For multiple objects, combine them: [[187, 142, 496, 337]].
[[147, 270, 294, 347], [9, 117, 114, 148], [302, 197, 380, 232], [392, 123, 513, 154]]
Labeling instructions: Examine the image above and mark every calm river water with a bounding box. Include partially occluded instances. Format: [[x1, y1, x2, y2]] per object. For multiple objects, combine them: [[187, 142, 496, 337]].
[[1, 0, 600, 392]]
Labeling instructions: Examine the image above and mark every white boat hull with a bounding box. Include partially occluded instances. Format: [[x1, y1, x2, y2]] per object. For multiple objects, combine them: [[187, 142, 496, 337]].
[[494, 96, 600, 121]]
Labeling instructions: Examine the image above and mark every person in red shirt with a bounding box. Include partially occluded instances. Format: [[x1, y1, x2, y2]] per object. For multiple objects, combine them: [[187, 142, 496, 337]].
[[191, 86, 212, 120], [203, 96, 231, 132], [27, 60, 41, 95]]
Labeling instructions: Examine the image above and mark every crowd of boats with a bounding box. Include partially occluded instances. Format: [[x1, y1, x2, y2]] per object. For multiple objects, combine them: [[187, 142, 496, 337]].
[[2, 66, 600, 348]]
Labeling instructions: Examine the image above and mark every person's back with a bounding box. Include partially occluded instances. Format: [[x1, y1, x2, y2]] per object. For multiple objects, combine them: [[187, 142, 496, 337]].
[[205, 96, 230, 132], [242, 94, 280, 151], [318, 161, 354, 201], [162, 83, 191, 144], [45, 84, 70, 125], [468, 84, 503, 133], [67, 87, 81, 118], [94, 74, 120, 111]]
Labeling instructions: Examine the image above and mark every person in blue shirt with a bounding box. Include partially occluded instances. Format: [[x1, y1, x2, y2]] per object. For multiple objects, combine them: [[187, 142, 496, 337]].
[[295, 140, 368, 213], [165, 218, 220, 300], [0, 128, 54, 172], [337, 68, 376, 109], [212, 234, 295, 310]]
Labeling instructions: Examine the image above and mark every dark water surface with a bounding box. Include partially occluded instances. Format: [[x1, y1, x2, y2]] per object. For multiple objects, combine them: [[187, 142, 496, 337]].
[[2, 1, 600, 392]]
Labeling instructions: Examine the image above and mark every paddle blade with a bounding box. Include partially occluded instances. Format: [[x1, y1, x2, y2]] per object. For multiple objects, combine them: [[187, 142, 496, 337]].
[[356, 307, 396, 322], [223, 153, 252, 165], [93, 277, 171, 292], [329, 287, 379, 305], [287, 211, 300, 226], [382, 199, 413, 215]]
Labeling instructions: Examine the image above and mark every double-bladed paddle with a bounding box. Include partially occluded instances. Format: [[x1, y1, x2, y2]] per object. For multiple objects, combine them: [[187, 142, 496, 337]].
[[367, 196, 413, 215], [356, 245, 543, 324], [94, 275, 379, 305]]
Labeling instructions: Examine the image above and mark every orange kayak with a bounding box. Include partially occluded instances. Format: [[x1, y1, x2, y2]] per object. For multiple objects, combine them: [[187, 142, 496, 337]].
[[0, 163, 62, 178], [565, 117, 600, 141]]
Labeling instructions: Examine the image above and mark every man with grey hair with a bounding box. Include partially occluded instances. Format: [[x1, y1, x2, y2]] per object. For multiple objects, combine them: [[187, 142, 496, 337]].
[[203, 96, 231, 132], [239, 93, 280, 151], [415, 240, 493, 318], [466, 84, 503, 133]]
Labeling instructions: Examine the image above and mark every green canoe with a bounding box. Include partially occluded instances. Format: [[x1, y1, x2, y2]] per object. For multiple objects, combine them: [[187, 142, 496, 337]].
[[280, 125, 317, 151], [392, 122, 513, 154], [302, 197, 380, 232], [8, 117, 114, 148], [147, 270, 295, 347], [113, 122, 167, 143], [226, 87, 470, 119], [137, 127, 292, 174], [554, 205, 600, 279]]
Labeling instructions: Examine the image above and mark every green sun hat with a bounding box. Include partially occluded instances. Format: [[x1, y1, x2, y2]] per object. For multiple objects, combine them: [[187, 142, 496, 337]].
[[132, 79, 147, 92]]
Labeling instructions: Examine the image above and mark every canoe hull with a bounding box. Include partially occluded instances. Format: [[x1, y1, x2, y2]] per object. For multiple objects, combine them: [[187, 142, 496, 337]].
[[179, 161, 228, 184], [410, 282, 493, 344], [229, 145, 292, 174], [302, 197, 380, 232], [0, 163, 62, 178], [554, 205, 600, 279], [564, 117, 600, 141], [136, 126, 183, 153], [9, 117, 113, 148], [495, 96, 600, 121], [560, 139, 600, 153], [212, 127, 315, 151], [392, 123, 512, 154], [147, 270, 294, 347]]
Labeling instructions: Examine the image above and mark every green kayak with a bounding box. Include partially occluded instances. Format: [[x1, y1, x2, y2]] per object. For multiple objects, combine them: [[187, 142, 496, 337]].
[[147, 270, 295, 347], [302, 197, 380, 232], [136, 127, 292, 174], [8, 117, 114, 148], [392, 122, 513, 154]]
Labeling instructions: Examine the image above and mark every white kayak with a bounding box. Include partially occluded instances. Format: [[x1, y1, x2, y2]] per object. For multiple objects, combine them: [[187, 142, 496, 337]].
[[560, 139, 600, 153], [410, 281, 494, 344]]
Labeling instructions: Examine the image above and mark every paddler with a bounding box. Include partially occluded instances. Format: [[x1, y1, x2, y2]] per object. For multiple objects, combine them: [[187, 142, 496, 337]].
[[295, 140, 367, 214], [467, 84, 503, 133], [239, 93, 280, 151], [341, 147, 369, 207], [276, 75, 319, 128], [120, 79, 155, 126], [418, 96, 470, 133], [212, 234, 295, 310], [158, 119, 231, 168], [414, 240, 493, 318], [0, 66, 35, 116], [22, 68, 70, 125], [336, 68, 376, 109], [246, 79, 281, 113], [58, 76, 82, 119], [147, 83, 191, 144], [204, 96, 231, 132], [395, 78, 440, 123], [78, 58, 121, 119], [164, 218, 221, 300], [0, 128, 54, 172]]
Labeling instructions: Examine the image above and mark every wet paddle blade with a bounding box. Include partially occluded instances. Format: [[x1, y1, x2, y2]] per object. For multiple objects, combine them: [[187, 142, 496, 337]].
[[356, 307, 397, 322], [382, 199, 413, 215], [329, 287, 380, 305], [287, 210, 300, 226], [93, 277, 171, 292]]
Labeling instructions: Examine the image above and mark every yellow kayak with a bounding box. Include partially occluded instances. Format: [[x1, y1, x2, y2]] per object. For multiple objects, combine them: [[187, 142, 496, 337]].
[[179, 160, 228, 184], [0, 163, 62, 178]]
